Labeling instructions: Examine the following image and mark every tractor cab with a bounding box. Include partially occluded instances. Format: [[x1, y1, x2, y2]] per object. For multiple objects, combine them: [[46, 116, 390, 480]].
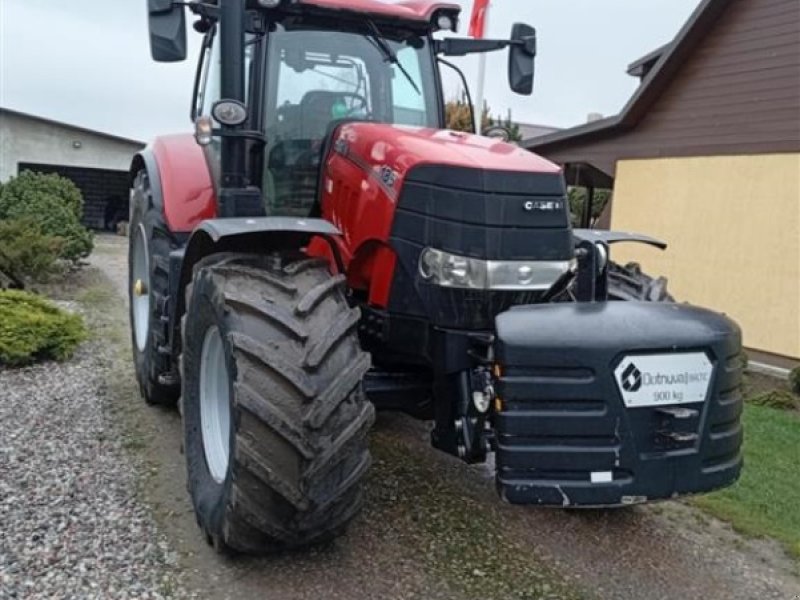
[[149, 0, 536, 217], [259, 18, 440, 215]]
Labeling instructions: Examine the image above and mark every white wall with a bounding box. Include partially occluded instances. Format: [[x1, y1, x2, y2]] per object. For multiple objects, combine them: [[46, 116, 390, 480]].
[[0, 110, 144, 181]]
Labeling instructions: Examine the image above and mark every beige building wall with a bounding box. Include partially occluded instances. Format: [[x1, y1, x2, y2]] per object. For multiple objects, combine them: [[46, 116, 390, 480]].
[[610, 154, 800, 360]]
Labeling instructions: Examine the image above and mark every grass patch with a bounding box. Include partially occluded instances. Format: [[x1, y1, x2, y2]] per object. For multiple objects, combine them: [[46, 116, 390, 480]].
[[78, 284, 118, 308], [693, 404, 800, 559]]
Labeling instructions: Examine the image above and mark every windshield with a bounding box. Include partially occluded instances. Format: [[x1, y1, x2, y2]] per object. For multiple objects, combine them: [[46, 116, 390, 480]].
[[261, 24, 439, 216], [265, 25, 438, 130]]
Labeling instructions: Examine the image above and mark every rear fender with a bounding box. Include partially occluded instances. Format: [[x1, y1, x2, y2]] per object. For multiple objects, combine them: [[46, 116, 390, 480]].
[[130, 134, 217, 233], [129, 148, 164, 217]]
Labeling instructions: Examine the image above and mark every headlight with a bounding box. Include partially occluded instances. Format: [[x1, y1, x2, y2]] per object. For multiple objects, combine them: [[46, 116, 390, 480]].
[[419, 248, 572, 291]]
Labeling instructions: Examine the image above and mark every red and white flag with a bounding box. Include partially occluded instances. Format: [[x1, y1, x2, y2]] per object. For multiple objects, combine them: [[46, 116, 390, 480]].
[[468, 0, 490, 39]]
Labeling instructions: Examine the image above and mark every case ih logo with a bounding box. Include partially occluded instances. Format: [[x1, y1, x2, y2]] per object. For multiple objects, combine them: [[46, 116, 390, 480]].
[[620, 363, 643, 392], [523, 200, 563, 212]]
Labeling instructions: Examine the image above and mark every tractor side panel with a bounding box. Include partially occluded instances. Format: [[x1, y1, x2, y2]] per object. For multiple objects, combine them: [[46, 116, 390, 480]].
[[314, 144, 400, 308], [151, 134, 217, 233]]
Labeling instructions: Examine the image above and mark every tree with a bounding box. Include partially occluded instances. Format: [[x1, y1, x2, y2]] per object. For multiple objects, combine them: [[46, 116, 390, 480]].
[[445, 93, 523, 142], [445, 93, 489, 132], [488, 109, 523, 143], [567, 188, 612, 228]]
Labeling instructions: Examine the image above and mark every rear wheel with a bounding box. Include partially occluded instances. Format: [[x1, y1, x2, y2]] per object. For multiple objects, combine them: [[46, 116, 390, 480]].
[[128, 170, 180, 406], [607, 261, 674, 302], [181, 253, 374, 553]]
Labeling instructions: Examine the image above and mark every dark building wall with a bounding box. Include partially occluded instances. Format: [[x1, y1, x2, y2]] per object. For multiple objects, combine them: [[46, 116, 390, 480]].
[[535, 0, 800, 175], [18, 162, 130, 230]]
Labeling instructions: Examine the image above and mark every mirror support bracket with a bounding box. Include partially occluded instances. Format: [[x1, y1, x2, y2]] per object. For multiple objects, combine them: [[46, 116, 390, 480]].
[[435, 38, 522, 57]]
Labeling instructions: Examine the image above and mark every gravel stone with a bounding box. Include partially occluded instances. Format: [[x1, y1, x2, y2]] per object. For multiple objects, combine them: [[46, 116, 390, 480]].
[[0, 343, 185, 599]]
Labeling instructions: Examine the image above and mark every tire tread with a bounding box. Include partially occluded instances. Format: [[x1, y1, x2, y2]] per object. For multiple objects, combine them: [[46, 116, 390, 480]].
[[182, 254, 373, 553]]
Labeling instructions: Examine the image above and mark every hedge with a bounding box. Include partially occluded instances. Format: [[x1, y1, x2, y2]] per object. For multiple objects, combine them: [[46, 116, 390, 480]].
[[0, 171, 93, 263]]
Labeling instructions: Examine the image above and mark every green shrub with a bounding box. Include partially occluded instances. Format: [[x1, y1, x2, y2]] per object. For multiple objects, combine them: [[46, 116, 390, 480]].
[[0, 218, 65, 287], [747, 389, 799, 411], [0, 170, 83, 218], [789, 367, 800, 396], [0, 171, 93, 262], [0, 290, 87, 366]]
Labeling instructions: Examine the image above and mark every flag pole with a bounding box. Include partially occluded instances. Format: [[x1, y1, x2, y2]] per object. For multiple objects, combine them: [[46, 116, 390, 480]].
[[474, 53, 487, 134], [473, 1, 491, 134]]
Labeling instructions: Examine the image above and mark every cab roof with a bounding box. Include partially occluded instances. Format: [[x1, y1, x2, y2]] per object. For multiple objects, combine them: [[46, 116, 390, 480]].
[[294, 0, 461, 23]]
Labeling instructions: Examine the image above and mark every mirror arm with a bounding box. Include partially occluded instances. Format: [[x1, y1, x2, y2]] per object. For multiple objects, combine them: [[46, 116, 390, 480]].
[[149, 0, 195, 15], [435, 38, 524, 57]]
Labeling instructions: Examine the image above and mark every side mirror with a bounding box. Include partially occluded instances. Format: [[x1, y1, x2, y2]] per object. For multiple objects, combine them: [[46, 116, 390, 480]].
[[148, 0, 187, 62], [508, 23, 536, 95]]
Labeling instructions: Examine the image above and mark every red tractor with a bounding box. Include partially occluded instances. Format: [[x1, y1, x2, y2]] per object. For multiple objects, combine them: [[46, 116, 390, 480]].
[[132, 0, 744, 554]]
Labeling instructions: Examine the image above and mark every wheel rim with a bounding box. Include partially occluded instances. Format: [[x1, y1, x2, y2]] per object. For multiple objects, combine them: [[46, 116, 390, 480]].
[[131, 225, 150, 352], [199, 325, 231, 484]]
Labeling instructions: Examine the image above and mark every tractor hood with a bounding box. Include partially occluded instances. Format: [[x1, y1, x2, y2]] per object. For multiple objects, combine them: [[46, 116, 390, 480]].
[[329, 122, 561, 196]]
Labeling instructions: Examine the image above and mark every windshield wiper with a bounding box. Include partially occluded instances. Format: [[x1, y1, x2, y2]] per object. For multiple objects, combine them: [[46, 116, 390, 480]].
[[365, 19, 421, 96]]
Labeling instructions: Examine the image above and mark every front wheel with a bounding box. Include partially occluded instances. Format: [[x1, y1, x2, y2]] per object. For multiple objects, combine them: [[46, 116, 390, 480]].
[[607, 261, 674, 302], [181, 253, 374, 553], [552, 260, 674, 303]]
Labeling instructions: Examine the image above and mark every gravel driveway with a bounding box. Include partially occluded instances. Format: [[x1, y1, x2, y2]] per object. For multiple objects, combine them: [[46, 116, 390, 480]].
[[0, 334, 182, 597], [2, 234, 797, 600]]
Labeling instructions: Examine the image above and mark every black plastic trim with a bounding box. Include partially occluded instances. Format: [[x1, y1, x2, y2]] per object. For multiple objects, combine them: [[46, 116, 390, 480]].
[[493, 301, 744, 506]]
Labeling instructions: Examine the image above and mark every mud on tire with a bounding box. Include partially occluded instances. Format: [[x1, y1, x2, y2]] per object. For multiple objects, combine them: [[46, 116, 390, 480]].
[[181, 253, 374, 553]]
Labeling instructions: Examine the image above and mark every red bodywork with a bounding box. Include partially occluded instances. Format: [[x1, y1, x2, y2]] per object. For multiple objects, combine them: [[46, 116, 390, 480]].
[[309, 123, 561, 307], [296, 0, 461, 22], [151, 125, 560, 308], [151, 135, 217, 232]]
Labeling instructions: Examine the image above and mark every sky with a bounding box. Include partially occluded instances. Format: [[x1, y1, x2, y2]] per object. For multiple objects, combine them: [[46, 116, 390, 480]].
[[0, 0, 700, 141]]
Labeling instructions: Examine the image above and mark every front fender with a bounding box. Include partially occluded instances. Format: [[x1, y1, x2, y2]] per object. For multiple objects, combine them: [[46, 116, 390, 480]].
[[573, 229, 668, 250], [180, 217, 342, 290], [173, 218, 343, 335], [167, 218, 343, 360]]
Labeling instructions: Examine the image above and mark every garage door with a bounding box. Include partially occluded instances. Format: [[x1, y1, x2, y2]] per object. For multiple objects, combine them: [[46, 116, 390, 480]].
[[17, 162, 129, 231]]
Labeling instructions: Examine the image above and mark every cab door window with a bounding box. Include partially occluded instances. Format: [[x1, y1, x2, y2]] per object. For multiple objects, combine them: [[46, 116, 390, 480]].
[[263, 28, 375, 216]]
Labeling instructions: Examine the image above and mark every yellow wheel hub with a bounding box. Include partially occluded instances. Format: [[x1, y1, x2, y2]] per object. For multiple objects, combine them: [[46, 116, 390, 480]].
[[134, 279, 148, 297]]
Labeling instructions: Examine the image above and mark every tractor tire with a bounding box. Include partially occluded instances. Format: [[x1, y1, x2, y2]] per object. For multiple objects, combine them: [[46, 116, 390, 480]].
[[128, 170, 181, 406], [607, 261, 674, 302], [180, 253, 374, 554]]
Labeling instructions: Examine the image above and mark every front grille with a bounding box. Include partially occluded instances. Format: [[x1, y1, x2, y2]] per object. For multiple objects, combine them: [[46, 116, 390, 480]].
[[388, 165, 573, 329]]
